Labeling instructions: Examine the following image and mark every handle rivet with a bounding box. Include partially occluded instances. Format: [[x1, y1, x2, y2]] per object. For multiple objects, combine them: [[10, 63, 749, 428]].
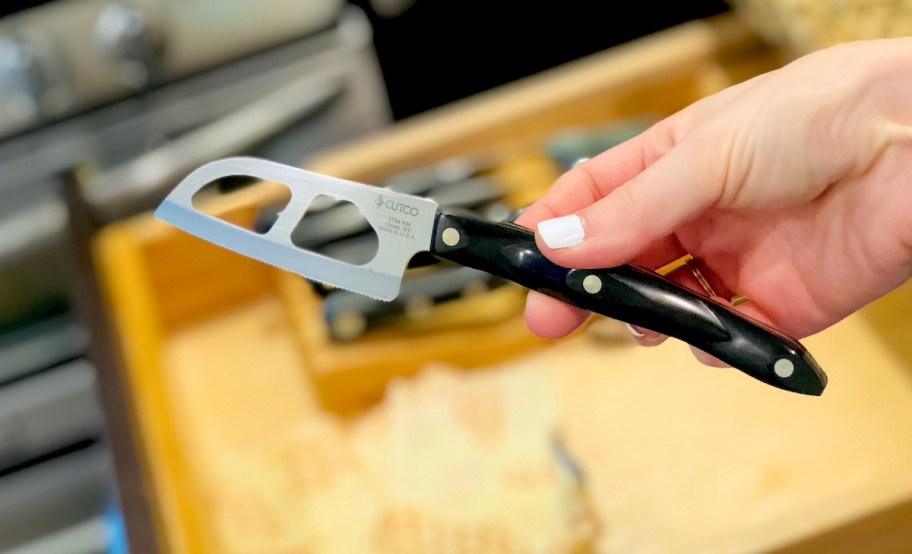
[[442, 227, 460, 246], [583, 274, 602, 294], [774, 358, 795, 378]]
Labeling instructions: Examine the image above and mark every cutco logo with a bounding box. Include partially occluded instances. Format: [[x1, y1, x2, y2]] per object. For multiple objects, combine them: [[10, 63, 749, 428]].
[[375, 194, 419, 216]]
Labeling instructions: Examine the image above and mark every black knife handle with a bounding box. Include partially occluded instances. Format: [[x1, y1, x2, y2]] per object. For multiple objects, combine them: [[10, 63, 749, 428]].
[[430, 209, 827, 395]]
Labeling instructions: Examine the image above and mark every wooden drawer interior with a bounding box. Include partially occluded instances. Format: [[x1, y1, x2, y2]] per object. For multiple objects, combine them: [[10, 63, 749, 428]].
[[93, 15, 912, 554]]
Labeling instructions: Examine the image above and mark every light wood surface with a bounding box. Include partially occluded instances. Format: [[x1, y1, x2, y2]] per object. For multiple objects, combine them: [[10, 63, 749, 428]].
[[97, 261, 912, 553], [547, 310, 912, 553]]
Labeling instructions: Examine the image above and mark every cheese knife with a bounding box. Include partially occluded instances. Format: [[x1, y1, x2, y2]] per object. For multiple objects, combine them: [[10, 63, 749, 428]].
[[154, 157, 827, 396]]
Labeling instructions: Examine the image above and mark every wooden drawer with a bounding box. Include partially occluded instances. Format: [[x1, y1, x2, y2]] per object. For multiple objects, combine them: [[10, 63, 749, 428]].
[[93, 15, 912, 554]]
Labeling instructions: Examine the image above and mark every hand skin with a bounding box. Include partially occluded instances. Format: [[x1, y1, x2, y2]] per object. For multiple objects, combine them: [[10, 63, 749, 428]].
[[516, 38, 912, 365]]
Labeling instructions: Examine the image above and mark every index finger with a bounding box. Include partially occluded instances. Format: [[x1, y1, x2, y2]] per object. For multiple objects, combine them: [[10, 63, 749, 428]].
[[516, 114, 680, 229]]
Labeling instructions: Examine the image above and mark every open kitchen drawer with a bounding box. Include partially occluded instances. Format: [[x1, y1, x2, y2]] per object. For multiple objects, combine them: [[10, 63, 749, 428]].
[[93, 15, 912, 554]]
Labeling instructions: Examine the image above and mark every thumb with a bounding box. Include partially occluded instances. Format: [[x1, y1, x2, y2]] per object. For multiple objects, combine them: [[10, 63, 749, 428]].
[[535, 135, 725, 268]]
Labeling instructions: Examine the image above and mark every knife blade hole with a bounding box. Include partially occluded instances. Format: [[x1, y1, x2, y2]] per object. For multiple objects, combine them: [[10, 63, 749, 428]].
[[191, 176, 292, 235], [290, 195, 379, 266]]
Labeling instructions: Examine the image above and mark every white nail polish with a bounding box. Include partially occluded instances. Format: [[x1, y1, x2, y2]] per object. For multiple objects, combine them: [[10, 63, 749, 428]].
[[537, 215, 584, 249], [625, 323, 646, 338]]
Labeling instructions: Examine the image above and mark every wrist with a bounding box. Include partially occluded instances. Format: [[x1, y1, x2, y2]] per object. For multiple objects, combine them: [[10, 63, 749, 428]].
[[827, 40, 912, 272]]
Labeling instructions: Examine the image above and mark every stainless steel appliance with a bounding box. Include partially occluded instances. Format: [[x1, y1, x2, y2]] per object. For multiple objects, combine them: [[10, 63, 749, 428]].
[[0, 1, 392, 331], [0, 2, 392, 551], [0, 0, 347, 138]]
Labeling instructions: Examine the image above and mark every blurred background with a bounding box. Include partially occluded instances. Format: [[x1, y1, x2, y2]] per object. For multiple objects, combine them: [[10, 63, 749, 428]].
[[2, 1, 912, 553]]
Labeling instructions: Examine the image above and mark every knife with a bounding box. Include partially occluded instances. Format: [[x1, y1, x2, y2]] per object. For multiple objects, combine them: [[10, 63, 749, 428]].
[[154, 157, 827, 396], [281, 175, 507, 251], [322, 264, 508, 341]]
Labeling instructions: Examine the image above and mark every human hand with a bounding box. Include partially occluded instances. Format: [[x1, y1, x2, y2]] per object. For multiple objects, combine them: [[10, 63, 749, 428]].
[[517, 38, 912, 364]]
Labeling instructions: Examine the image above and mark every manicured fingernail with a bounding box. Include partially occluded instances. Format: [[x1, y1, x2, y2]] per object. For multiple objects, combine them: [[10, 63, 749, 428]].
[[625, 323, 646, 338], [537, 215, 584, 249], [572, 157, 590, 167]]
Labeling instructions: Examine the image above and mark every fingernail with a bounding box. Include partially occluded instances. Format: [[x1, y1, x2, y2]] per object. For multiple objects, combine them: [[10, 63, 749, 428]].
[[625, 323, 646, 338], [537, 215, 584, 249]]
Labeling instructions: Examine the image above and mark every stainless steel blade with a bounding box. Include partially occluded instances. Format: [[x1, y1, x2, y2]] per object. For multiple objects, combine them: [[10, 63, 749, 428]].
[[154, 157, 439, 300]]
